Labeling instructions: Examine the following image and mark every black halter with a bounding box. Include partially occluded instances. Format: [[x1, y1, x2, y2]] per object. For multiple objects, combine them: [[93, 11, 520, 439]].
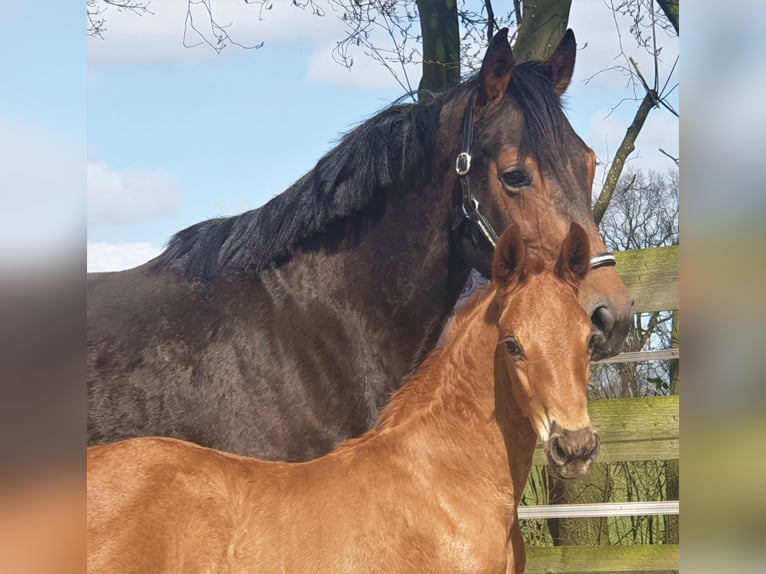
[[452, 95, 616, 270], [453, 95, 500, 249]]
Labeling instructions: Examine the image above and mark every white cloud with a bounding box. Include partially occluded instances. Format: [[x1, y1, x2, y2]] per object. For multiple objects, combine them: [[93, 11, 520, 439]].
[[88, 0, 345, 73], [306, 39, 419, 92], [87, 0, 415, 92], [87, 241, 163, 272], [88, 162, 183, 225]]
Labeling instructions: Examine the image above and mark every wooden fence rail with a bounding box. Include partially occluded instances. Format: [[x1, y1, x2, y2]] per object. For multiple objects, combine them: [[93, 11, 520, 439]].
[[530, 395, 679, 466], [525, 544, 679, 574], [610, 245, 678, 313]]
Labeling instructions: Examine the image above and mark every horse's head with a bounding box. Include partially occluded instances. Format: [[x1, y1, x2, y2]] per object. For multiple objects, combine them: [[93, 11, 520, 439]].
[[492, 222, 599, 480], [450, 28, 632, 360]]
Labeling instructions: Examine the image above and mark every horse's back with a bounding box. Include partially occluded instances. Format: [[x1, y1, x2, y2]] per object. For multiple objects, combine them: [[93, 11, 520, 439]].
[[87, 264, 194, 444], [86, 258, 400, 458], [87, 264, 240, 449]]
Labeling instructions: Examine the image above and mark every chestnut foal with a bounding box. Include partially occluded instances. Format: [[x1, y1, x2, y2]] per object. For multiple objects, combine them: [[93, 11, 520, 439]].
[[87, 223, 600, 574]]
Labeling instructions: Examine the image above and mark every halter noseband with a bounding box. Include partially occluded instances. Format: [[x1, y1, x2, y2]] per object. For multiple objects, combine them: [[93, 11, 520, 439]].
[[452, 94, 616, 270]]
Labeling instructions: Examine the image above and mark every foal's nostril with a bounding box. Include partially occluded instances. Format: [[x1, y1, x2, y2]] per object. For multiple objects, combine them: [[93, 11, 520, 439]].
[[550, 435, 568, 465], [591, 305, 616, 336]]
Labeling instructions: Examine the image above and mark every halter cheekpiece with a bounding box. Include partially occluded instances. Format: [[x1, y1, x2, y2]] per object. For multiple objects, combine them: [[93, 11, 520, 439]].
[[454, 95, 501, 250], [453, 94, 616, 271]]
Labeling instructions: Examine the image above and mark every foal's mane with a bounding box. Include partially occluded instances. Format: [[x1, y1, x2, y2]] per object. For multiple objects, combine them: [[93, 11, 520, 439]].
[[335, 285, 497, 452], [150, 61, 573, 282], [338, 252, 551, 447]]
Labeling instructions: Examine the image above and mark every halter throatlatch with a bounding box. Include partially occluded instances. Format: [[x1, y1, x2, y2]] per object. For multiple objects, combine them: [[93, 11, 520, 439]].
[[452, 94, 616, 270]]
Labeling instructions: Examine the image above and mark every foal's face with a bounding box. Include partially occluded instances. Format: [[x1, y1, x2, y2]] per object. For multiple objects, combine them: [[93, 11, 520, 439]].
[[492, 223, 600, 480]]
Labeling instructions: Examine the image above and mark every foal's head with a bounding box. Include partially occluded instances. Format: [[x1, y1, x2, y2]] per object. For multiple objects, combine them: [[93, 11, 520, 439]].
[[492, 223, 600, 479]]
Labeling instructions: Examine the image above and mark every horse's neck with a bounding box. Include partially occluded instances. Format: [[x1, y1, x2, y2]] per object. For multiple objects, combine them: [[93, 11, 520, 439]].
[[308, 180, 469, 376], [372, 293, 538, 514], [331, 101, 468, 351]]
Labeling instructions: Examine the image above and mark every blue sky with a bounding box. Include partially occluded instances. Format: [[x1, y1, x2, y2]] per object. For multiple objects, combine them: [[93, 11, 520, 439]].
[[86, 0, 679, 271]]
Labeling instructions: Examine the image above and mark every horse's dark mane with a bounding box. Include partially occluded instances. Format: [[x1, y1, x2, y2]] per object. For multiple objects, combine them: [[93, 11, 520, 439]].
[[150, 91, 451, 280], [150, 59, 571, 281]]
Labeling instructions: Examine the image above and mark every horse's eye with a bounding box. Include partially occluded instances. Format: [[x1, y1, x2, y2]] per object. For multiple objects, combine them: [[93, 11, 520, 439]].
[[501, 169, 531, 189], [504, 336, 523, 358]]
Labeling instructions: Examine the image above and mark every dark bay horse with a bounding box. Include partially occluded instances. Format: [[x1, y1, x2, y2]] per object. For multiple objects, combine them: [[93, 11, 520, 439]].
[[87, 223, 599, 574], [87, 28, 631, 459]]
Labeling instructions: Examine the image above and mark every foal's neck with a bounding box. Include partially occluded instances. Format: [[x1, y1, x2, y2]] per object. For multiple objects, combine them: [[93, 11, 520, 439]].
[[368, 291, 538, 506]]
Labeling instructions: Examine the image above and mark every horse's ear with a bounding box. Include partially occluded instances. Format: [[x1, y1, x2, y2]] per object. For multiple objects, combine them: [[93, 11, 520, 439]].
[[555, 222, 590, 286], [492, 224, 527, 288], [478, 28, 514, 108], [546, 29, 576, 96]]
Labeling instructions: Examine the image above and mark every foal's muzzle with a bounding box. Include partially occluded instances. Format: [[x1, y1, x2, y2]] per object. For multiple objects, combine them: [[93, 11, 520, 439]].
[[545, 423, 600, 480]]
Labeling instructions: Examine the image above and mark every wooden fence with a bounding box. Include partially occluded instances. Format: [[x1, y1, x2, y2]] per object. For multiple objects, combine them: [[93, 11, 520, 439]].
[[520, 245, 679, 574]]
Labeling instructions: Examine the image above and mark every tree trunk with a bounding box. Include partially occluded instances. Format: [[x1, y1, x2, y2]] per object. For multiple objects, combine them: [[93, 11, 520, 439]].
[[547, 463, 612, 546], [656, 0, 679, 34], [512, 0, 571, 62], [416, 0, 460, 96]]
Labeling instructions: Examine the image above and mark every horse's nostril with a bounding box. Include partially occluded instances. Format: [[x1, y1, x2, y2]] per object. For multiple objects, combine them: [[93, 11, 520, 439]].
[[591, 305, 616, 336]]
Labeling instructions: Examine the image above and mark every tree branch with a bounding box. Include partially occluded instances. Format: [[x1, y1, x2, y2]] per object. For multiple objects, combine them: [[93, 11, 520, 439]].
[[484, 0, 496, 43], [659, 148, 679, 167], [87, 0, 153, 38], [593, 91, 657, 226], [183, 0, 263, 53]]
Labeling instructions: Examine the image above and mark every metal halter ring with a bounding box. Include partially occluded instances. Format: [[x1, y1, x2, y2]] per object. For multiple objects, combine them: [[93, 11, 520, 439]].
[[455, 152, 472, 176], [589, 252, 617, 269]]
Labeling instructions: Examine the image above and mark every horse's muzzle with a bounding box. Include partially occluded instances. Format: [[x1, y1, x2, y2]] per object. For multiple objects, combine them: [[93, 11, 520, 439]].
[[589, 299, 633, 361]]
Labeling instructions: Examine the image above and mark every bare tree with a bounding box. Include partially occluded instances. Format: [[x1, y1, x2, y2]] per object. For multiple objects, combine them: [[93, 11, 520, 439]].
[[596, 168, 679, 400], [592, 0, 678, 225]]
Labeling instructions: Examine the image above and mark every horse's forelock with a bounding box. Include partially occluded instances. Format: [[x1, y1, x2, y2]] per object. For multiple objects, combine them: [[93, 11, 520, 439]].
[[508, 62, 577, 186]]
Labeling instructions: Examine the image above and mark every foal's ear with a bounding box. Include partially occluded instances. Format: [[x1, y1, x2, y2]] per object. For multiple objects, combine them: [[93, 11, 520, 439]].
[[492, 224, 527, 288], [555, 222, 590, 287], [546, 29, 576, 96], [478, 28, 514, 108]]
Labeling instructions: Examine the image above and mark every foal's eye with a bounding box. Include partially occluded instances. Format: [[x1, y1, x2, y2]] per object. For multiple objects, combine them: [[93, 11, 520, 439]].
[[501, 169, 532, 190], [504, 336, 523, 358]]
